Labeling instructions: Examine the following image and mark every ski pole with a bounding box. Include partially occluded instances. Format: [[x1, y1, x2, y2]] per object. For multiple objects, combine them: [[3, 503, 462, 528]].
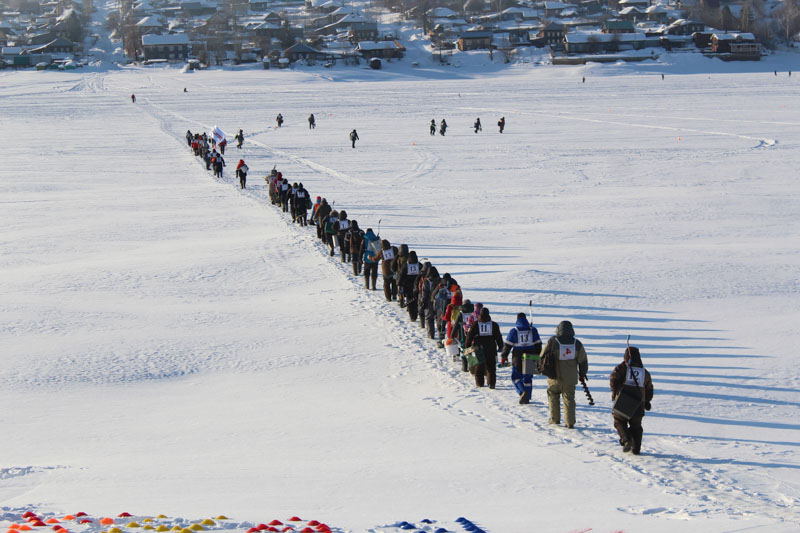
[[377, 218, 381, 236]]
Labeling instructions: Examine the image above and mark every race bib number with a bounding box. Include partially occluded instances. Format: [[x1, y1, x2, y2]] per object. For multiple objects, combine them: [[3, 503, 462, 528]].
[[518, 329, 533, 345], [478, 322, 492, 336], [339, 220, 349, 230], [383, 249, 395, 260], [297, 191, 305, 198], [559, 343, 576, 360], [625, 366, 645, 387], [407, 263, 419, 275]]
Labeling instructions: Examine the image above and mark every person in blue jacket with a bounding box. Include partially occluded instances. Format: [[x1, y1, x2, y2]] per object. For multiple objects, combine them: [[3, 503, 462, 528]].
[[360, 228, 380, 290], [501, 313, 543, 405]]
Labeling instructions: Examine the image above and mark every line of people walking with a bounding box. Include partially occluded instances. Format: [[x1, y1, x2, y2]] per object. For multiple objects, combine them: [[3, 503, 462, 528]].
[[188, 126, 655, 456]]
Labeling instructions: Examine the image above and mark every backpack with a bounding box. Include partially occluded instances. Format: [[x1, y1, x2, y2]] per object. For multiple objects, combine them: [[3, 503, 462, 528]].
[[537, 342, 557, 379], [325, 218, 337, 234]]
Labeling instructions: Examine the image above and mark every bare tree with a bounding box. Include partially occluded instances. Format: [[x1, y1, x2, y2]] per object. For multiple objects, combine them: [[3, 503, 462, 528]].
[[776, 0, 800, 44]]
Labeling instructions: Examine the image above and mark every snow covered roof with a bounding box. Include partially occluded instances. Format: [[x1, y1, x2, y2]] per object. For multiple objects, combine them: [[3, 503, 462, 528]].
[[645, 5, 667, 13], [428, 7, 458, 18], [712, 32, 755, 41], [137, 16, 164, 27], [330, 5, 357, 15], [337, 14, 367, 23], [142, 33, 190, 45], [56, 8, 74, 21], [544, 2, 569, 9], [619, 6, 643, 14], [355, 40, 405, 50], [565, 30, 647, 42]]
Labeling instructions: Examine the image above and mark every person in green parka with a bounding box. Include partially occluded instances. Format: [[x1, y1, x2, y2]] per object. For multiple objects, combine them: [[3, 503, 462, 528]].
[[540, 320, 588, 428]]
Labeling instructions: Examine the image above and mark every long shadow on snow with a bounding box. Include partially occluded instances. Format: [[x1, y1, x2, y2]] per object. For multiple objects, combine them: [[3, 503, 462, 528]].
[[646, 411, 800, 431], [646, 453, 800, 470]]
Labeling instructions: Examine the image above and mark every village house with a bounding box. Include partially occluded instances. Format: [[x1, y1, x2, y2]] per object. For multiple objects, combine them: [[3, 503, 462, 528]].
[[603, 19, 636, 33], [564, 30, 649, 53], [458, 30, 493, 50], [355, 40, 405, 59], [540, 22, 566, 47], [710, 32, 760, 58], [141, 32, 190, 60], [283, 41, 326, 62]]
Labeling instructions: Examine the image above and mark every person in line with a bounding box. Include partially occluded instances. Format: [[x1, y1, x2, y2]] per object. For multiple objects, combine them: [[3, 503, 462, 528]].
[[212, 151, 225, 178], [219, 138, 227, 154], [324, 210, 339, 256], [429, 119, 436, 136], [336, 210, 350, 261], [465, 307, 503, 389], [501, 313, 542, 405], [610, 346, 654, 455], [276, 113, 284, 127], [370, 239, 398, 301], [350, 129, 359, 149], [474, 118, 482, 133], [294, 183, 309, 226], [539, 321, 588, 428], [498, 116, 505, 133], [236, 159, 248, 189], [131, 94, 136, 103], [235, 129, 244, 149], [314, 198, 331, 239], [452, 299, 474, 371], [394, 244, 409, 307], [439, 119, 447, 136], [308, 114, 316, 129], [420, 266, 440, 337], [279, 180, 290, 212], [186, 130, 193, 147], [347, 220, 364, 275], [361, 228, 380, 290], [398, 250, 421, 321]]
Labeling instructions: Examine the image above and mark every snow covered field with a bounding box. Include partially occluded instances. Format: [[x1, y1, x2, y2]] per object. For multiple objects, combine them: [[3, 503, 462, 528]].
[[1, 60, 799, 532]]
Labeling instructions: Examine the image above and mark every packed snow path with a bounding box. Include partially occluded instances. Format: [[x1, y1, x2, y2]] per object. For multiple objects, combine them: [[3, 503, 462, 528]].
[[1, 66, 798, 532]]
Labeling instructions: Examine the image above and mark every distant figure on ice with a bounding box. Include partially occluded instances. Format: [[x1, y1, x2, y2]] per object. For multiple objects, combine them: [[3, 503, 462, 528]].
[[349, 129, 359, 148], [183, 87, 187, 93], [498, 116, 505, 133], [661, 73, 664, 80], [439, 119, 447, 136], [276, 113, 284, 127], [610, 346, 653, 455], [219, 137, 227, 154], [308, 114, 316, 129], [582, 76, 585, 83], [236, 159, 248, 189], [474, 117, 482, 133], [430, 119, 436, 136], [235, 129, 244, 149], [131, 94, 136, 103], [185, 130, 193, 147]]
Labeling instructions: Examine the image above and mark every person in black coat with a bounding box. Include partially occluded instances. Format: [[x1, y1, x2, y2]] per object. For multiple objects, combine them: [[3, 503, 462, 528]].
[[465, 307, 504, 388], [610, 346, 654, 455]]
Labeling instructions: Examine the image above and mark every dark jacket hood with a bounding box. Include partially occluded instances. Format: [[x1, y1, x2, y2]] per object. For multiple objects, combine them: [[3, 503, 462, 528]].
[[556, 320, 575, 344], [625, 346, 643, 367], [516, 315, 531, 330]]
